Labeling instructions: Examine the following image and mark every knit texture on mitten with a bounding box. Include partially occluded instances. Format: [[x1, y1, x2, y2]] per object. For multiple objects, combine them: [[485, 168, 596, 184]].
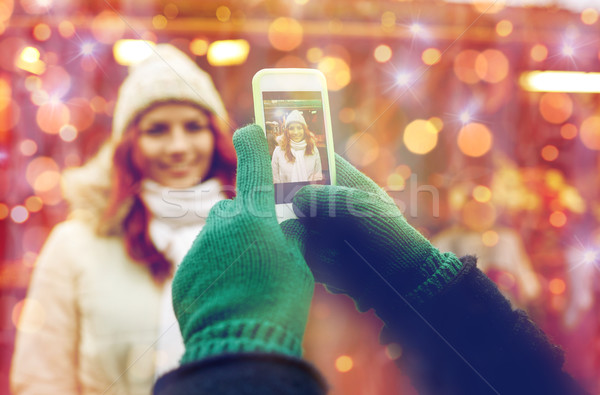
[[282, 154, 463, 307], [172, 125, 314, 364]]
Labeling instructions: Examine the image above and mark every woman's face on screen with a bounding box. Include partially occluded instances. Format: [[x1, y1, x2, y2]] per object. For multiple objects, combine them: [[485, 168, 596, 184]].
[[135, 103, 215, 188], [287, 122, 305, 143]]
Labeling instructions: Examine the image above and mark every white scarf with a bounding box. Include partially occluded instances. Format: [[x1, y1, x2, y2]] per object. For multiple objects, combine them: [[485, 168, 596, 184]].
[[140, 178, 226, 378], [290, 139, 308, 182]]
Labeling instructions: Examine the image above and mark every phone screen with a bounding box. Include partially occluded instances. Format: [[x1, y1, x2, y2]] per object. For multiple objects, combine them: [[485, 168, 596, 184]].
[[262, 91, 331, 203]]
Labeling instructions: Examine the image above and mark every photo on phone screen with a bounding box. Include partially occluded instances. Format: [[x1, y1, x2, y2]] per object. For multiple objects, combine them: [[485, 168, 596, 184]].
[[262, 91, 331, 203]]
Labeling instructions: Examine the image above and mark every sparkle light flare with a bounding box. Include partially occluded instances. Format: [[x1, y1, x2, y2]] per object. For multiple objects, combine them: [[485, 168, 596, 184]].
[[409, 23, 424, 35], [582, 250, 598, 265], [396, 72, 411, 86], [459, 110, 471, 124], [80, 42, 95, 56], [561, 43, 575, 57]]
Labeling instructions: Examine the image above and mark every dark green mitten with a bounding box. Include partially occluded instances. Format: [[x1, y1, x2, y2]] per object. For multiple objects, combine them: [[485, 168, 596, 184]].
[[281, 154, 463, 308], [172, 124, 314, 365]]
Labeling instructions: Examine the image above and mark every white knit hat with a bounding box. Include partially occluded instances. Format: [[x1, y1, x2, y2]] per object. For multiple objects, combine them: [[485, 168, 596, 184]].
[[111, 44, 228, 141], [285, 110, 307, 130]]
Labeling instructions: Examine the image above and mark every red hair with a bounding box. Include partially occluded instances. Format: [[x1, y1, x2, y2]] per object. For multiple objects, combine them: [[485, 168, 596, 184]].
[[104, 108, 236, 283], [280, 123, 317, 163]]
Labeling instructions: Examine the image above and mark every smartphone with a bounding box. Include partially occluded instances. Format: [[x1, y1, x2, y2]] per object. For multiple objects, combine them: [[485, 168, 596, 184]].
[[252, 68, 336, 221]]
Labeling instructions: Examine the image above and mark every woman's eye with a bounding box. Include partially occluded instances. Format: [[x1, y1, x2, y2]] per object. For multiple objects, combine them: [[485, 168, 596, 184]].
[[143, 125, 168, 136], [186, 122, 209, 132]]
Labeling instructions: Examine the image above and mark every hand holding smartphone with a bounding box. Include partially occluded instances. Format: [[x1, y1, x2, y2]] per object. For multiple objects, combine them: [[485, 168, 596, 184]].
[[252, 68, 336, 222]]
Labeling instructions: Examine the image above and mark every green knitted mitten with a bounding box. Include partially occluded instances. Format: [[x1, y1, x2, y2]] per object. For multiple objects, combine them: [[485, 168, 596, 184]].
[[172, 124, 314, 365], [281, 154, 463, 308]]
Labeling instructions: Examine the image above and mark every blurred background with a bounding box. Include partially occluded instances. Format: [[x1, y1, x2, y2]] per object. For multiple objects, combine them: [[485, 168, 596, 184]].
[[1, 0, 600, 393]]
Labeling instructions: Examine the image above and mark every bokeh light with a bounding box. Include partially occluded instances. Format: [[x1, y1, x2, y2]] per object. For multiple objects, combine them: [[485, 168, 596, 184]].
[[403, 119, 438, 155], [545, 169, 564, 190], [25, 196, 43, 212], [152, 14, 168, 29], [335, 355, 353, 373], [560, 187, 585, 214], [306, 47, 323, 63], [549, 211, 567, 228], [462, 200, 496, 231], [429, 116, 443, 132], [318, 56, 351, 91], [0, 203, 8, 220], [387, 173, 406, 190], [345, 133, 379, 166], [207, 39, 250, 66], [457, 123, 493, 157], [374, 44, 392, 63], [216, 6, 231, 22], [496, 20, 513, 37], [549, 278, 566, 295], [473, 185, 492, 202], [33, 23, 51, 41], [560, 123, 577, 140], [36, 101, 70, 134], [381, 11, 396, 29], [113, 39, 156, 66], [12, 298, 46, 333], [579, 115, 600, 150], [454, 50, 480, 84], [17, 46, 46, 74], [421, 48, 441, 66], [268, 17, 303, 52], [0, 78, 10, 111], [581, 8, 598, 25], [10, 205, 29, 224], [59, 124, 78, 142], [90, 96, 107, 113], [92, 11, 126, 43], [475, 49, 509, 83], [530, 44, 548, 62], [482, 230, 499, 247], [58, 20, 75, 38], [21, 46, 40, 63], [541, 145, 559, 161], [190, 38, 209, 56], [26, 156, 60, 191], [539, 93, 572, 124]]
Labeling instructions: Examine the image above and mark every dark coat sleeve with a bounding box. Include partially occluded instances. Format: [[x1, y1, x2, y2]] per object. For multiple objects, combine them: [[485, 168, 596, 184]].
[[153, 353, 327, 395], [374, 255, 587, 395]]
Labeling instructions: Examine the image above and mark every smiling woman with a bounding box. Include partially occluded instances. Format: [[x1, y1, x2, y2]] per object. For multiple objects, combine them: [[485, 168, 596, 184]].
[[10, 44, 237, 394], [272, 109, 323, 183]]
